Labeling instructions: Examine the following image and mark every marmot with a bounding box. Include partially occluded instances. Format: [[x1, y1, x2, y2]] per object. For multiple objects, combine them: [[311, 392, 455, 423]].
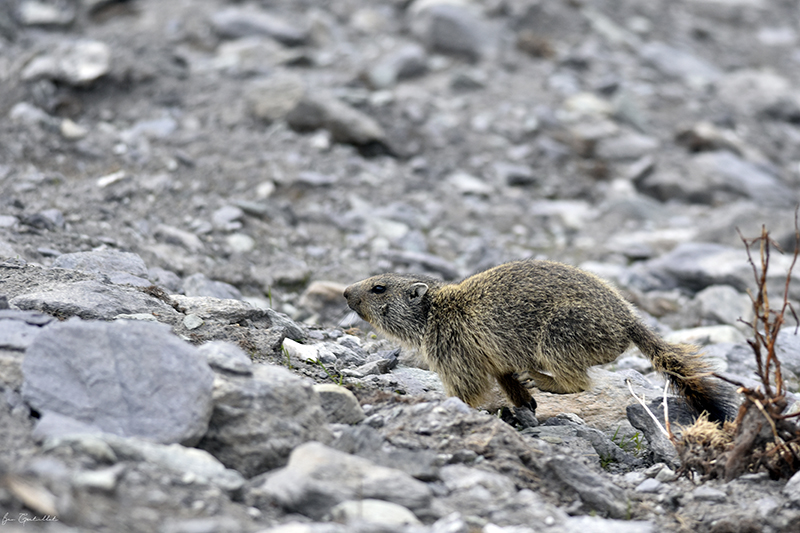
[[344, 259, 731, 422]]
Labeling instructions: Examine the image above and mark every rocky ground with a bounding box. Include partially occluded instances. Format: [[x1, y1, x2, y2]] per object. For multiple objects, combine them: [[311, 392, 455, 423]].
[[2, 0, 800, 531]]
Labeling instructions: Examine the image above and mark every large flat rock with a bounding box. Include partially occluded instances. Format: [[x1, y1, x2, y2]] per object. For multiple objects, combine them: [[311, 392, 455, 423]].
[[22, 318, 214, 445]]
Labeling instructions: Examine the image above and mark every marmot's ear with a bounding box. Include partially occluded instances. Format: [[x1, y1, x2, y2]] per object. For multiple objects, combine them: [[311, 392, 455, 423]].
[[409, 282, 428, 301]]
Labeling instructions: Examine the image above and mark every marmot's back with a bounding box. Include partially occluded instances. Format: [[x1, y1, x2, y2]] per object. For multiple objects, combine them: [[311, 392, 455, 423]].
[[456, 260, 635, 327]]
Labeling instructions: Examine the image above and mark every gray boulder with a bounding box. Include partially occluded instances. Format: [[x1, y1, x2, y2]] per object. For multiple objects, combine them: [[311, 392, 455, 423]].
[[437, 463, 517, 513], [691, 284, 754, 327], [245, 74, 306, 124], [10, 279, 178, 320], [0, 309, 54, 390], [544, 454, 628, 518], [626, 396, 696, 468], [0, 309, 55, 351], [411, 2, 489, 61], [41, 428, 245, 493], [639, 41, 721, 85], [199, 340, 254, 376], [183, 273, 243, 300], [52, 248, 150, 286], [689, 151, 795, 206], [639, 151, 795, 206], [717, 69, 798, 116], [245, 441, 432, 519], [22, 318, 214, 445], [638, 241, 800, 298], [210, 6, 308, 45], [198, 364, 331, 477], [313, 384, 366, 424], [286, 93, 388, 149], [363, 43, 428, 90], [783, 469, 800, 505], [532, 414, 640, 468]]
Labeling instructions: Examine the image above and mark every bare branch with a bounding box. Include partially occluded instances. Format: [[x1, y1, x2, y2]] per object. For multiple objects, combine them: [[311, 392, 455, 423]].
[[712, 372, 747, 389]]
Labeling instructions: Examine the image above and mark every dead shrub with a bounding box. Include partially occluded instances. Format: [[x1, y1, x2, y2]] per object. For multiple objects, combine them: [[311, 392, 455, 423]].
[[677, 213, 800, 480]]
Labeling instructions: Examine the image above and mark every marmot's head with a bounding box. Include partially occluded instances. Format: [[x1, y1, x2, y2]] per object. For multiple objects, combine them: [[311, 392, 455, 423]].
[[343, 273, 441, 346]]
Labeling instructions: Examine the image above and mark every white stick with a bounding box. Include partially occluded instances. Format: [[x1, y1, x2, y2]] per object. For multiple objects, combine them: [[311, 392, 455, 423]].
[[625, 378, 671, 439]]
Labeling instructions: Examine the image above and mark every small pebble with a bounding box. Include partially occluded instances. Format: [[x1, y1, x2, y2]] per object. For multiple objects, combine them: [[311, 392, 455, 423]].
[[183, 314, 204, 330], [635, 478, 663, 493]]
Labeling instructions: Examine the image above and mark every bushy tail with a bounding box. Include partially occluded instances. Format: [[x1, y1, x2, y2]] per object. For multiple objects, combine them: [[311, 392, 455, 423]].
[[628, 322, 733, 423]]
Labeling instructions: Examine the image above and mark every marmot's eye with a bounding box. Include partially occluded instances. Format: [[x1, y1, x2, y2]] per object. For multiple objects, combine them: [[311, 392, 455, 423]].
[[371, 285, 386, 294]]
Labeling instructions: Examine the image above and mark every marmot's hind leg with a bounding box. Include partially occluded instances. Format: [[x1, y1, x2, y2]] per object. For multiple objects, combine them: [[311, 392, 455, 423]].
[[496, 372, 536, 410], [525, 368, 590, 394]]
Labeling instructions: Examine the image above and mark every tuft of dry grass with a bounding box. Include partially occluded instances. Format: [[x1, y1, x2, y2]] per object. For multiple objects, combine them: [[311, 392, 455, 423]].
[[677, 414, 736, 479]]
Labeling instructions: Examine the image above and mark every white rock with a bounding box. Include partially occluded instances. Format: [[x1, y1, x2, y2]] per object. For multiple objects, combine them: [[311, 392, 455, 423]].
[[96, 170, 127, 188], [782, 469, 800, 504], [212, 205, 244, 231], [666, 325, 747, 347], [17, 0, 75, 26], [282, 338, 320, 363], [635, 478, 662, 493], [226, 233, 255, 253], [183, 314, 204, 330], [329, 499, 421, 526], [692, 485, 727, 502], [563, 92, 614, 117], [313, 383, 365, 424], [447, 171, 493, 196], [22, 40, 111, 85], [60, 118, 88, 140]]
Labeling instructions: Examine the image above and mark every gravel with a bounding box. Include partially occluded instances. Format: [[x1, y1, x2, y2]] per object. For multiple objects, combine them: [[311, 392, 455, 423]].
[[2, 0, 800, 531]]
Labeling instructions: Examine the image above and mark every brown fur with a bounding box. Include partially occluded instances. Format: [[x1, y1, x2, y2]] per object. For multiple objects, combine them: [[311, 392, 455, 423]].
[[344, 260, 731, 421]]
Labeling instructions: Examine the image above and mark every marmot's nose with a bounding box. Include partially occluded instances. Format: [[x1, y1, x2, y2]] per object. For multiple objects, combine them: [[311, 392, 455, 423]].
[[343, 286, 351, 300]]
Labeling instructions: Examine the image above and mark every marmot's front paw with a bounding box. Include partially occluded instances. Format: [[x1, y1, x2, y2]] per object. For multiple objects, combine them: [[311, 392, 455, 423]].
[[506, 404, 538, 429], [524, 397, 537, 412]]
